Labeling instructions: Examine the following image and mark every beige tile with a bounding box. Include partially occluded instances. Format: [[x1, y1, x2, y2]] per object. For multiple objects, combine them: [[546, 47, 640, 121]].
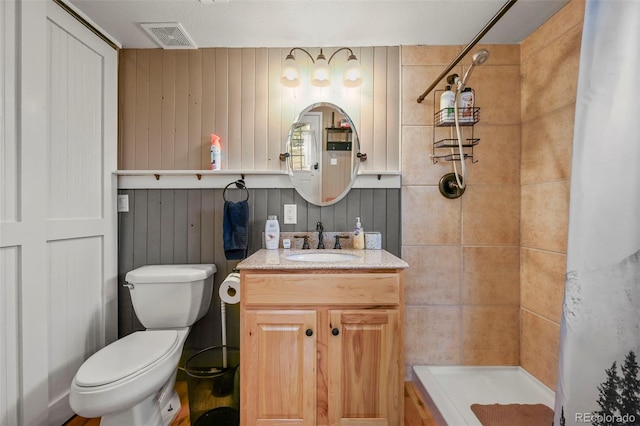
[[521, 25, 582, 120], [462, 247, 520, 306], [521, 105, 574, 185], [403, 245, 461, 306], [461, 185, 520, 245], [402, 126, 453, 186], [403, 66, 441, 126], [464, 65, 521, 126], [521, 248, 566, 323], [405, 306, 462, 365], [466, 124, 520, 185], [462, 306, 519, 365], [402, 45, 465, 66], [520, 309, 561, 390], [521, 181, 570, 253], [402, 186, 461, 245], [521, 0, 585, 63]]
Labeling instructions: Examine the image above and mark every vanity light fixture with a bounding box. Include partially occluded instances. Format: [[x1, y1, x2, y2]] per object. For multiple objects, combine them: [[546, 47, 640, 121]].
[[280, 47, 362, 88]]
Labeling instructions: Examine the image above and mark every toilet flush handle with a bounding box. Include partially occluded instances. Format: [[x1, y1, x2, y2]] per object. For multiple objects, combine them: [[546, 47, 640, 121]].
[[123, 282, 135, 290]]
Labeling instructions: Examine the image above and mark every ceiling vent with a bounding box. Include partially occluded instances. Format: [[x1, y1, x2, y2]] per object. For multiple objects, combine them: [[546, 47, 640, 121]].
[[140, 23, 197, 49]]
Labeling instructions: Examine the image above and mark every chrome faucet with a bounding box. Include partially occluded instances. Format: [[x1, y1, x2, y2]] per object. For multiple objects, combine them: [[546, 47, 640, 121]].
[[316, 222, 324, 249]]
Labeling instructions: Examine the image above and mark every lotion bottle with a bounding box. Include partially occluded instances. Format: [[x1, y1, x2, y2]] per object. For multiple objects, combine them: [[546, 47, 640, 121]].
[[265, 215, 280, 249], [353, 217, 365, 250]]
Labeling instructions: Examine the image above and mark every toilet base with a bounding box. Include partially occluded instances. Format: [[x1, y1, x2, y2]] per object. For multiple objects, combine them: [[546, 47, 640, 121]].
[[99, 394, 163, 426], [160, 390, 181, 426], [96, 389, 181, 426]]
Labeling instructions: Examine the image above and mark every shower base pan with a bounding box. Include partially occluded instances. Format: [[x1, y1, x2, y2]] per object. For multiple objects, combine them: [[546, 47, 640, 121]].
[[412, 365, 555, 425]]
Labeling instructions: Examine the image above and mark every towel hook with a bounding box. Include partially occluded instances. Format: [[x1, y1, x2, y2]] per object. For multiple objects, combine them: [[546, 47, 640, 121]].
[[223, 179, 250, 202]]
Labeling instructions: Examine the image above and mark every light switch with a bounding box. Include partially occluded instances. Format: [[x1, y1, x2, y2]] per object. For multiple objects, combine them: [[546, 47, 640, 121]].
[[117, 194, 129, 212], [330, 158, 338, 165], [284, 204, 297, 224]]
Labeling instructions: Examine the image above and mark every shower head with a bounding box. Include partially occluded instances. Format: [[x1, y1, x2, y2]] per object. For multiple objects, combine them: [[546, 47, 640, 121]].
[[472, 49, 490, 66], [458, 49, 490, 91]]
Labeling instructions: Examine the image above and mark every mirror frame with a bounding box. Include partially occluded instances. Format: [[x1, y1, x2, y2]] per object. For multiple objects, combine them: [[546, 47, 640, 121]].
[[285, 102, 360, 207]]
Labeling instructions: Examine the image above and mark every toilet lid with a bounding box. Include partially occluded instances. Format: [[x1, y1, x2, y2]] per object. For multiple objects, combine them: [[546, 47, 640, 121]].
[[75, 330, 178, 387]]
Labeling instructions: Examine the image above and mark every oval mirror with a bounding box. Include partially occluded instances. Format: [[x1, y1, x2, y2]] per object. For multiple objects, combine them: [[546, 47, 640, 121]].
[[285, 102, 360, 206]]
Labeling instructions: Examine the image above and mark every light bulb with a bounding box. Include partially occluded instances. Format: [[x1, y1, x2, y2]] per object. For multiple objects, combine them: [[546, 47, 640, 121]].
[[280, 54, 300, 87], [342, 54, 362, 88], [311, 51, 331, 87]]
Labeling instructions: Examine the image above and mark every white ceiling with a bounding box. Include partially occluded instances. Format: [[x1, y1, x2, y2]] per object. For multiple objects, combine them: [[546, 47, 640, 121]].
[[68, 0, 570, 49]]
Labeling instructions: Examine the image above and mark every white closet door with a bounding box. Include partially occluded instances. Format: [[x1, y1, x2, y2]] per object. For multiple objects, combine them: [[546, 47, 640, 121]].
[[45, 3, 118, 424], [0, 1, 117, 425]]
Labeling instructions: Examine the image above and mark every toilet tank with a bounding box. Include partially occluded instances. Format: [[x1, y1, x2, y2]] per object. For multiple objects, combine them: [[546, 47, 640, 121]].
[[125, 264, 216, 329]]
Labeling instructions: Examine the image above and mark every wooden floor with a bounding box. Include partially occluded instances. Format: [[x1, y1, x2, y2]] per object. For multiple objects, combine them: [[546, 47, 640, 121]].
[[65, 381, 437, 426]]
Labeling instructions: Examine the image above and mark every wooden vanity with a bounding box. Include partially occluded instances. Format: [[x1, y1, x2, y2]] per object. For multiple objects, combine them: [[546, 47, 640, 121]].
[[237, 249, 408, 426]]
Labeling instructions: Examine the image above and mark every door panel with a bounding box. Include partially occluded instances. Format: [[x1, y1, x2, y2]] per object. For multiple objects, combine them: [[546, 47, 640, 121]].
[[45, 6, 118, 423], [243, 310, 316, 425], [328, 310, 401, 425]]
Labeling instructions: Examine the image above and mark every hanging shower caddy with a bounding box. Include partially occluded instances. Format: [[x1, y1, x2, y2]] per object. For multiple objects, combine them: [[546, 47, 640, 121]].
[[432, 89, 480, 163]]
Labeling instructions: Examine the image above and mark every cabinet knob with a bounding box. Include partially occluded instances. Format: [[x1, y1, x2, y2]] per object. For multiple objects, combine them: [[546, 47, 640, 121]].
[[332, 328, 340, 336], [305, 329, 313, 337]]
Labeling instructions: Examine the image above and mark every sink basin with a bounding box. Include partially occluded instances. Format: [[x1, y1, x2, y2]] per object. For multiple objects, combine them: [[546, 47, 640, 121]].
[[285, 252, 359, 263]]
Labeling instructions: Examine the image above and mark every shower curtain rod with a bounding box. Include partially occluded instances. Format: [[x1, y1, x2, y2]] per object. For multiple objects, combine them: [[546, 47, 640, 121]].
[[416, 0, 519, 103]]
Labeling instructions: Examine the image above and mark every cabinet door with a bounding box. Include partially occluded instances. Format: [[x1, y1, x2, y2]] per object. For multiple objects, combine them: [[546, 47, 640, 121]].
[[327, 309, 402, 425], [242, 310, 317, 425]]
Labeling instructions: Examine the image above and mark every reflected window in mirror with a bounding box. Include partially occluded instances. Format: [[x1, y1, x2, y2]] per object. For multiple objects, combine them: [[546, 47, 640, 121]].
[[289, 125, 317, 171], [285, 102, 360, 206]]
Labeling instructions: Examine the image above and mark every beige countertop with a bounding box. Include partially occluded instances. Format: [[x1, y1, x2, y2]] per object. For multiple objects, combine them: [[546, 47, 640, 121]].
[[237, 249, 409, 270]]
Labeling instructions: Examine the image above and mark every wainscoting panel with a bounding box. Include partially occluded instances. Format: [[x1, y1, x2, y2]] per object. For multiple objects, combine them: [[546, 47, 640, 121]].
[[118, 188, 401, 349], [117, 46, 401, 173]]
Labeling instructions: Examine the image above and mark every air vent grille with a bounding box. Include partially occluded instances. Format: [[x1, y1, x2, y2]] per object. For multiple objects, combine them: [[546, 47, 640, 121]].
[[140, 23, 197, 49]]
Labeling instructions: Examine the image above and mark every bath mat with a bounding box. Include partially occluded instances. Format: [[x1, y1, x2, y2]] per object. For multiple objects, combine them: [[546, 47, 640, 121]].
[[470, 403, 553, 426]]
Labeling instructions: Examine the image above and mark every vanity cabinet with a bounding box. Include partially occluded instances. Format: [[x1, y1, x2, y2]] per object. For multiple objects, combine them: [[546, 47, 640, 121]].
[[240, 270, 404, 426]]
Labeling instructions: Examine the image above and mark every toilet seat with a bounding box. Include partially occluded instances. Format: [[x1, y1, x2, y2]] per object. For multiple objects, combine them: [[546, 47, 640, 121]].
[[75, 330, 179, 387]]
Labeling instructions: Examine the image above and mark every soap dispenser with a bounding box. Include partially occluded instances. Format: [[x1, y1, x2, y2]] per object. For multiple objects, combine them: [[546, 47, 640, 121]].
[[353, 217, 365, 250]]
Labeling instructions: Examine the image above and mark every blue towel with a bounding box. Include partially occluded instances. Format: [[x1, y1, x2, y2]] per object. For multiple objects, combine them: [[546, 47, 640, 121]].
[[223, 200, 249, 260]]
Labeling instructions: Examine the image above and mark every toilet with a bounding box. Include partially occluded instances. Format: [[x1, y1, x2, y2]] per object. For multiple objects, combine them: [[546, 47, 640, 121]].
[[69, 264, 216, 426]]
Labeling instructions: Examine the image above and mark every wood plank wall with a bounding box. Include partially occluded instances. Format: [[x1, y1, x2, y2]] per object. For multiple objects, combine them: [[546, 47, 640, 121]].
[[118, 188, 401, 349], [118, 47, 400, 173]]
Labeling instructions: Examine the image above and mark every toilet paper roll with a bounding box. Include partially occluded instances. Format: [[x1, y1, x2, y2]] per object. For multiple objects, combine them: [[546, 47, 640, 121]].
[[219, 272, 241, 304]]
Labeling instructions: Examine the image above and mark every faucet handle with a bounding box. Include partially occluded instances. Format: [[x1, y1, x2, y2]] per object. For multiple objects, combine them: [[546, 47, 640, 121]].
[[333, 235, 349, 249], [294, 235, 310, 249]]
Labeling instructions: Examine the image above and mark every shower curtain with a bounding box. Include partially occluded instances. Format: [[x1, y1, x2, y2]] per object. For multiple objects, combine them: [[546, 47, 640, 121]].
[[554, 1, 640, 425]]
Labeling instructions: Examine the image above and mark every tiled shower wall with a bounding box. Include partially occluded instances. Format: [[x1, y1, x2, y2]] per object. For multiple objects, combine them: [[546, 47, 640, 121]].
[[400, 0, 583, 389], [401, 44, 522, 375], [117, 187, 401, 349], [519, 0, 584, 390]]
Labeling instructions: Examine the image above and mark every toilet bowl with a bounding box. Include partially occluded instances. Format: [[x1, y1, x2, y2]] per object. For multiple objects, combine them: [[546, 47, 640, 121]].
[[69, 264, 216, 426]]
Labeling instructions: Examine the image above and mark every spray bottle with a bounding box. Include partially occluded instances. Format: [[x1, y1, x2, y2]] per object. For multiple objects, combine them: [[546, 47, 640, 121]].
[[210, 134, 222, 170]]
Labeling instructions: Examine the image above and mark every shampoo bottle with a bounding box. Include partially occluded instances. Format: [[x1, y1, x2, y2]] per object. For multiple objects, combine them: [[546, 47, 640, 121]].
[[210, 134, 222, 170], [265, 215, 280, 249], [458, 88, 474, 123], [439, 85, 455, 124], [353, 217, 365, 250]]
